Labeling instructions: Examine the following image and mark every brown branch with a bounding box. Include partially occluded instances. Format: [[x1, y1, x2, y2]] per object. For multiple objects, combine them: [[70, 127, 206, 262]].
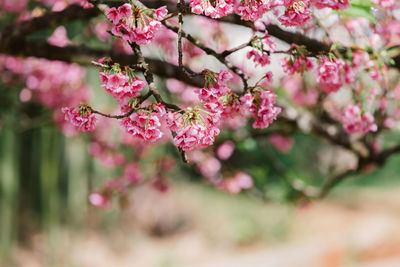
[[130, 43, 183, 112], [162, 21, 249, 91], [129, 42, 187, 162], [90, 91, 152, 119], [220, 36, 255, 57], [177, 0, 184, 69], [264, 24, 330, 54], [0, 5, 100, 44], [318, 144, 400, 198], [318, 168, 359, 198], [0, 41, 205, 87]]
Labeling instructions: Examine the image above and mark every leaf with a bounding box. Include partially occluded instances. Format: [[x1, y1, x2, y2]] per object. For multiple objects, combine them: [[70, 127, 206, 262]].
[[337, 4, 378, 24], [350, 0, 375, 9]]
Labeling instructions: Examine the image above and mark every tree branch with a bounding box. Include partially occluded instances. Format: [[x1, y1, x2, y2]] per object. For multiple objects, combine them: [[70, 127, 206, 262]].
[[0, 41, 205, 87]]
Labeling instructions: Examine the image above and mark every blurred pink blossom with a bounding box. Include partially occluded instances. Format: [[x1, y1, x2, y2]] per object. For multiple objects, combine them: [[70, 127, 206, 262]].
[[217, 141, 235, 160]]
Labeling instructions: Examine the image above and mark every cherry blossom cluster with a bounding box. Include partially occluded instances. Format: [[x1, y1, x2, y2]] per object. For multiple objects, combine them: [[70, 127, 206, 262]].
[[88, 138, 126, 168], [316, 57, 345, 93], [281, 46, 314, 75], [279, 1, 312, 27], [188, 0, 349, 27], [0, 55, 90, 136], [89, 163, 144, 209], [311, 0, 350, 10], [106, 3, 167, 45], [281, 76, 318, 106], [190, 0, 233, 18], [196, 69, 233, 104], [218, 172, 253, 194], [247, 50, 271, 67], [62, 104, 97, 132], [341, 105, 378, 134], [99, 65, 147, 104], [268, 134, 294, 153], [89, 157, 176, 209], [246, 33, 277, 67], [240, 88, 281, 129], [121, 106, 165, 143], [186, 148, 254, 195], [168, 106, 221, 151]]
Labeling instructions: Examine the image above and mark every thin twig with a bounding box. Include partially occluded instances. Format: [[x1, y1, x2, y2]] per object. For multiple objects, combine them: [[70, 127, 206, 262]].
[[220, 36, 255, 57], [162, 20, 249, 91], [90, 91, 152, 119], [177, 0, 184, 69]]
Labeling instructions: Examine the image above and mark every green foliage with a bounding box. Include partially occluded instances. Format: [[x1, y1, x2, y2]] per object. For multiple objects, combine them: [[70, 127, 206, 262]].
[[337, 0, 378, 24]]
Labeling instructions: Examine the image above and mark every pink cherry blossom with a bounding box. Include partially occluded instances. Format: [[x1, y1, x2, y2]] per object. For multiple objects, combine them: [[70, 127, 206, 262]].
[[62, 105, 97, 131], [218, 172, 254, 194], [154, 6, 168, 20], [311, 0, 350, 10], [121, 111, 163, 142], [124, 163, 143, 184], [217, 141, 235, 160], [1, 0, 27, 12], [89, 192, 111, 209], [316, 57, 344, 93], [247, 50, 271, 67], [342, 105, 378, 134], [241, 90, 281, 129], [47, 26, 71, 47], [198, 157, 221, 178], [117, 3, 132, 18], [173, 122, 205, 151], [106, 4, 164, 45], [234, 0, 273, 21], [190, 0, 233, 19], [235, 172, 253, 189], [281, 54, 313, 74], [100, 72, 147, 101], [268, 134, 294, 153], [279, 1, 312, 27], [106, 7, 122, 24], [170, 106, 221, 151]]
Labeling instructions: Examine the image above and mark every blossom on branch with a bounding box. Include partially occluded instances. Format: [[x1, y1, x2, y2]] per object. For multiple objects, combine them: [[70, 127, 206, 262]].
[[316, 57, 344, 93], [341, 105, 378, 134], [61, 104, 97, 132], [240, 89, 281, 129], [106, 3, 166, 45]]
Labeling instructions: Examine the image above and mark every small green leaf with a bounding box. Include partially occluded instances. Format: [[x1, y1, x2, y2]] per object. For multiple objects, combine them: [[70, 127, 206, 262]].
[[350, 0, 375, 9], [337, 4, 377, 24]]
